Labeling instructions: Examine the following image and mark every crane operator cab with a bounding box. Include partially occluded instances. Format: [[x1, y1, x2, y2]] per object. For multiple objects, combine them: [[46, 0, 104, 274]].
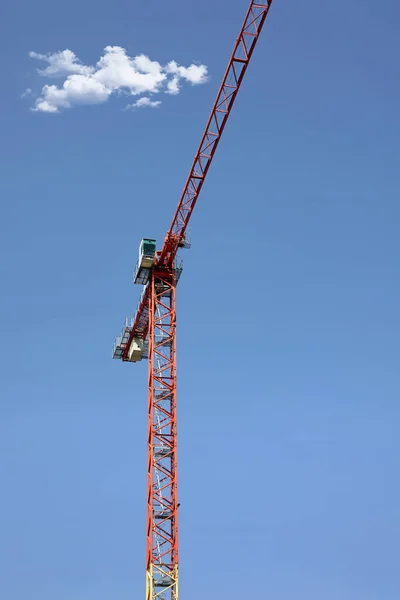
[[133, 238, 156, 285]]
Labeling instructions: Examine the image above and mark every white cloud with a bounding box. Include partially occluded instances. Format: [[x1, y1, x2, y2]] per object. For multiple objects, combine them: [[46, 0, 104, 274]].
[[165, 60, 208, 95], [127, 97, 162, 110], [32, 75, 111, 112], [167, 77, 180, 95], [21, 88, 32, 98], [29, 49, 95, 77], [93, 47, 166, 95], [27, 46, 208, 113]]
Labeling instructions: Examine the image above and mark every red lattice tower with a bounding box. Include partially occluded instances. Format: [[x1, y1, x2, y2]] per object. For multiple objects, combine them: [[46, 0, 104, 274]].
[[112, 3, 274, 599]]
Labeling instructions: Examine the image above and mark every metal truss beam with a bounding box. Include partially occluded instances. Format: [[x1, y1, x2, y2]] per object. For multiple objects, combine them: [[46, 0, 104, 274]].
[[146, 268, 179, 600], [121, 0, 273, 354]]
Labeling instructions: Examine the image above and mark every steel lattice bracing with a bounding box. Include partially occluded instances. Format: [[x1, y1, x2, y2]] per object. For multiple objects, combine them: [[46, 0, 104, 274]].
[[113, 2, 275, 599], [146, 268, 179, 600], [160, 0, 273, 267], [121, 0, 273, 361]]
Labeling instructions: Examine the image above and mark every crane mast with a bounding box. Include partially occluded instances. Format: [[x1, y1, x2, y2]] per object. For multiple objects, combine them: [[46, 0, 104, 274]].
[[112, 2, 273, 599]]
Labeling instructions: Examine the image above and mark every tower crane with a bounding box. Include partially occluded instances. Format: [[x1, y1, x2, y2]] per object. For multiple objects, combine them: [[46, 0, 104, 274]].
[[112, 2, 273, 599]]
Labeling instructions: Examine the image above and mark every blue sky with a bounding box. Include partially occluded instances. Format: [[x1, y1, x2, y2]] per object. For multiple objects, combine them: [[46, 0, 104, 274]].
[[1, 0, 400, 598]]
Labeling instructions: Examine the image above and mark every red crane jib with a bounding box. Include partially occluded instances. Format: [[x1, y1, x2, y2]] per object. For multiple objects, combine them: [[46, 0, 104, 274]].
[[122, 0, 273, 359]]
